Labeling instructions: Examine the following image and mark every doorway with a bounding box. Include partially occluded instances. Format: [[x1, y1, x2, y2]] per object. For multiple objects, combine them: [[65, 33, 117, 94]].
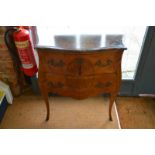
[[120, 26, 155, 96]]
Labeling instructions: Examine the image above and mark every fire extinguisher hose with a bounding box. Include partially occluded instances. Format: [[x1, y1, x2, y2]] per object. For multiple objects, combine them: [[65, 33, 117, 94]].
[[4, 27, 22, 71]]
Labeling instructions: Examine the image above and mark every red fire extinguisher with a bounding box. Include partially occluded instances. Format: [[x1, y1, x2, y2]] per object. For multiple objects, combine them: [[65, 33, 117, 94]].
[[13, 26, 38, 76]]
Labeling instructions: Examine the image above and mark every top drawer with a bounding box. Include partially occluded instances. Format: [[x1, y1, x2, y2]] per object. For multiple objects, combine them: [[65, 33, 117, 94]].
[[39, 50, 122, 75]]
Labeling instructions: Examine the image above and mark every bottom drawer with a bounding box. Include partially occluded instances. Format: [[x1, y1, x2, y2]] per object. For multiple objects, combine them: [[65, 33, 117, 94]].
[[45, 74, 95, 90], [45, 73, 117, 98], [94, 74, 116, 92]]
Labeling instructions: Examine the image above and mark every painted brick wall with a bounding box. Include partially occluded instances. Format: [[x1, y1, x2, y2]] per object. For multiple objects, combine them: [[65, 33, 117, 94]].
[[0, 27, 22, 96]]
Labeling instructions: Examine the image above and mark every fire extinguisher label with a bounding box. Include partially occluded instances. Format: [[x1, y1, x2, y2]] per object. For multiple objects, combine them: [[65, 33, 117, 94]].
[[15, 40, 34, 69], [0, 34, 8, 50], [15, 40, 29, 49]]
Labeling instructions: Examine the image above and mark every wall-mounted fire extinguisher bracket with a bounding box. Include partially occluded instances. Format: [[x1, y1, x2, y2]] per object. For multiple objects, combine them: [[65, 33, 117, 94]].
[[13, 27, 38, 77]]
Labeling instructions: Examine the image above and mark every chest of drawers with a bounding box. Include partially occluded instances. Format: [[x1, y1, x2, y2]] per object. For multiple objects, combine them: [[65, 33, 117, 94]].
[[36, 47, 125, 121]]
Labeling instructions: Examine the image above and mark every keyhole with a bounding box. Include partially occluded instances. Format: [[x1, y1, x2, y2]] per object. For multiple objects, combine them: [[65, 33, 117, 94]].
[[76, 58, 83, 76]]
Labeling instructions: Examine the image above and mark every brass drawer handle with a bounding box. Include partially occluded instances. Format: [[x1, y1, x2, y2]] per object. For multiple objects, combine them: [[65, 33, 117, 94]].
[[95, 82, 112, 88], [95, 59, 112, 67], [48, 82, 64, 88], [48, 59, 64, 67]]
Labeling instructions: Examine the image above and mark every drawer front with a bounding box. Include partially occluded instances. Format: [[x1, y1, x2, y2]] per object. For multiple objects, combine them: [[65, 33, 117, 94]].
[[45, 74, 93, 99], [45, 73, 117, 98], [94, 74, 117, 93], [41, 51, 121, 76], [43, 53, 66, 75], [45, 74, 95, 90]]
